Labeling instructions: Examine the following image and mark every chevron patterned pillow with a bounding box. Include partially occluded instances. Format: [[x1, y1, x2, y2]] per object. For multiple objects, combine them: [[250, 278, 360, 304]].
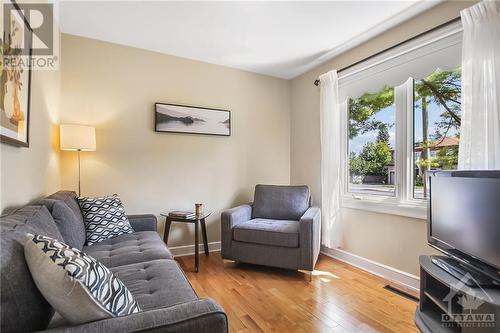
[[24, 234, 141, 324], [77, 194, 134, 245]]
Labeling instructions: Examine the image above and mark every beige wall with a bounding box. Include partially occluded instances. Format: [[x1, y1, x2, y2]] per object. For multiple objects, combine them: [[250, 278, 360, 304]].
[[290, 1, 476, 276], [0, 54, 61, 213], [59, 34, 291, 247], [1, 1, 477, 276]]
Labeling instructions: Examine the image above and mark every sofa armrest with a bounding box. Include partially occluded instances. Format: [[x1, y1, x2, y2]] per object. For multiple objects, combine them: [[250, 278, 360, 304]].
[[42, 299, 227, 333], [220, 204, 252, 260], [299, 206, 321, 271], [127, 214, 157, 232]]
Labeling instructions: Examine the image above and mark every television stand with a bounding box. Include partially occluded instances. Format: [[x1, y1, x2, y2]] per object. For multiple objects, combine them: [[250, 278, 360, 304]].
[[416, 255, 500, 333], [431, 256, 500, 288]]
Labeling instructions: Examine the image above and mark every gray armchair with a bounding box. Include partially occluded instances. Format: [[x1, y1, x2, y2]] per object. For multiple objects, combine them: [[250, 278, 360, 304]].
[[221, 185, 321, 274]]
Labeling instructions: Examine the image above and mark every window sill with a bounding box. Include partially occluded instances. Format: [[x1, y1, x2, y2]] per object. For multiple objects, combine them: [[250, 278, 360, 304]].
[[342, 195, 427, 220]]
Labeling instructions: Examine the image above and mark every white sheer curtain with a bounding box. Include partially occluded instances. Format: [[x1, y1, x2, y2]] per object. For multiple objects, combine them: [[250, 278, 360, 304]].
[[320, 70, 344, 249], [458, 1, 500, 169]]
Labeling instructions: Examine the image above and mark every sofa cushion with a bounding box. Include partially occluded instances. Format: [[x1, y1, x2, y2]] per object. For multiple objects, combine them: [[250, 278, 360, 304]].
[[0, 205, 63, 333], [24, 234, 141, 325], [232, 218, 300, 248], [252, 184, 310, 220], [36, 198, 87, 250], [46, 191, 85, 226], [77, 194, 134, 245], [110, 259, 197, 311], [84, 231, 173, 268]]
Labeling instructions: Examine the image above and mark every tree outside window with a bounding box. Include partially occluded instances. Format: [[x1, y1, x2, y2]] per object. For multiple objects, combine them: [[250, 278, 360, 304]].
[[414, 68, 461, 198], [348, 87, 395, 196], [347, 68, 461, 199]]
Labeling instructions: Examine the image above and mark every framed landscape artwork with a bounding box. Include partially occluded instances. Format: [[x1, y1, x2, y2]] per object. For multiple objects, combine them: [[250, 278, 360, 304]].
[[155, 103, 231, 136], [1, 1, 33, 147]]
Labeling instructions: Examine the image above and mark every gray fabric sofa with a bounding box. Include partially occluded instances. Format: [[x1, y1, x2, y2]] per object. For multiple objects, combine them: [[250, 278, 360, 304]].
[[1, 191, 227, 333], [221, 185, 321, 272]]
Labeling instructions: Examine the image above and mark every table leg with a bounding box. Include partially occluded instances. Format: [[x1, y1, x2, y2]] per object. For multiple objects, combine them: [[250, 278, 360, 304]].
[[195, 220, 199, 273], [163, 217, 172, 244], [201, 218, 209, 255]]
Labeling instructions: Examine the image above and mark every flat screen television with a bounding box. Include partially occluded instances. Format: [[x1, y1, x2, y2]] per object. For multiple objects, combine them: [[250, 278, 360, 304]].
[[428, 170, 500, 281]]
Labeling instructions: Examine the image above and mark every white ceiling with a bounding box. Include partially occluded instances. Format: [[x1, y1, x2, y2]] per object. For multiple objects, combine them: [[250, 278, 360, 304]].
[[59, 1, 441, 79]]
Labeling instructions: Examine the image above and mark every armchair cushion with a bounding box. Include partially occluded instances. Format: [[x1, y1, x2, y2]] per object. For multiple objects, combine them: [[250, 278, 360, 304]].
[[252, 184, 310, 220], [233, 218, 299, 248]]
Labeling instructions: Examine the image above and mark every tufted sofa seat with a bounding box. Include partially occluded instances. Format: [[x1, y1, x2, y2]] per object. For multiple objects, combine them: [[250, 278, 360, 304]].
[[84, 231, 174, 268], [1, 191, 227, 333], [110, 259, 197, 310]]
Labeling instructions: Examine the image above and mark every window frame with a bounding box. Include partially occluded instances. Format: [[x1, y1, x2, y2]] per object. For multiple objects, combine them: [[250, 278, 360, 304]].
[[343, 77, 427, 220], [337, 20, 462, 220]]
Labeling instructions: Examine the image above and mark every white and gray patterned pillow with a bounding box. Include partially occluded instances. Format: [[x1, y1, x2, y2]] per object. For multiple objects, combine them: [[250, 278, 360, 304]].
[[77, 194, 134, 245], [24, 234, 141, 324]]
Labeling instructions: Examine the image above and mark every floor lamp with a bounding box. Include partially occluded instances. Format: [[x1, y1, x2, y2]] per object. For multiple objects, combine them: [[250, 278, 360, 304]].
[[60, 124, 96, 196]]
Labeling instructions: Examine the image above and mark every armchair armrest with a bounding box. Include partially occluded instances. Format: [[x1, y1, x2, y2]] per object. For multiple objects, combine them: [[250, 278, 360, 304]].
[[299, 206, 321, 271], [127, 214, 157, 232], [220, 204, 252, 260], [42, 299, 227, 333]]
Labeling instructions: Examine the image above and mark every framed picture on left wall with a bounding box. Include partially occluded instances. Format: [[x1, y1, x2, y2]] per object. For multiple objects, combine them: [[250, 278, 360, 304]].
[[1, 1, 33, 147]]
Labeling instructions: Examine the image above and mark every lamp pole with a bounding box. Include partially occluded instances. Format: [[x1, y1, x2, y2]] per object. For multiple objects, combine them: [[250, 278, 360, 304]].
[[78, 149, 81, 196], [59, 124, 95, 196]]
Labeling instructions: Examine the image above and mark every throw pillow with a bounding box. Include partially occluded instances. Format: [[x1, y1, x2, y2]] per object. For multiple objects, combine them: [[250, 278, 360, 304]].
[[24, 234, 141, 324], [77, 194, 134, 245]]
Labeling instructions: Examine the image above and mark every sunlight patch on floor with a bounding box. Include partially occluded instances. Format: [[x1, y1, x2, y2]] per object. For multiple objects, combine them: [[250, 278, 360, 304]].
[[313, 269, 340, 282]]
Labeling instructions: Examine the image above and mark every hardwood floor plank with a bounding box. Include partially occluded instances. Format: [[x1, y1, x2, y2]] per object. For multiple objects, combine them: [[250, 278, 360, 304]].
[[176, 253, 418, 333]]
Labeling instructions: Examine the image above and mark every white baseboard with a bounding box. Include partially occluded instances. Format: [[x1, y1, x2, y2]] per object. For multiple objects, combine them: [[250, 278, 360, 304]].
[[169, 241, 419, 292], [321, 246, 420, 292], [169, 241, 221, 257]]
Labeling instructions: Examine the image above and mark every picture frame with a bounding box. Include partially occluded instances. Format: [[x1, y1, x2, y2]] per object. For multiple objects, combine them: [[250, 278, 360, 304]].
[[155, 103, 231, 137], [1, 0, 33, 147]]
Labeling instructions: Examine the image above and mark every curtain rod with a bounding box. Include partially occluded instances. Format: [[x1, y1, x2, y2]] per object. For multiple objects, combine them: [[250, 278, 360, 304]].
[[313, 16, 461, 86]]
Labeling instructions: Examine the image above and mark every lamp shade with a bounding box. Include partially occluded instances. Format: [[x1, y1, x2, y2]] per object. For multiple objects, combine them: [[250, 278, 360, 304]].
[[60, 124, 96, 151]]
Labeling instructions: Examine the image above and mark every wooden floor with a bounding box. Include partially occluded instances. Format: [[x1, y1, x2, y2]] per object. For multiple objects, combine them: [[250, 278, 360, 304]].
[[175, 252, 419, 333]]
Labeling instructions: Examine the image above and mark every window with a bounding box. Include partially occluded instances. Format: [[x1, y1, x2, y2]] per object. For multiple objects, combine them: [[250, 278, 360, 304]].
[[338, 21, 463, 218], [348, 86, 396, 197], [413, 68, 461, 199]]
